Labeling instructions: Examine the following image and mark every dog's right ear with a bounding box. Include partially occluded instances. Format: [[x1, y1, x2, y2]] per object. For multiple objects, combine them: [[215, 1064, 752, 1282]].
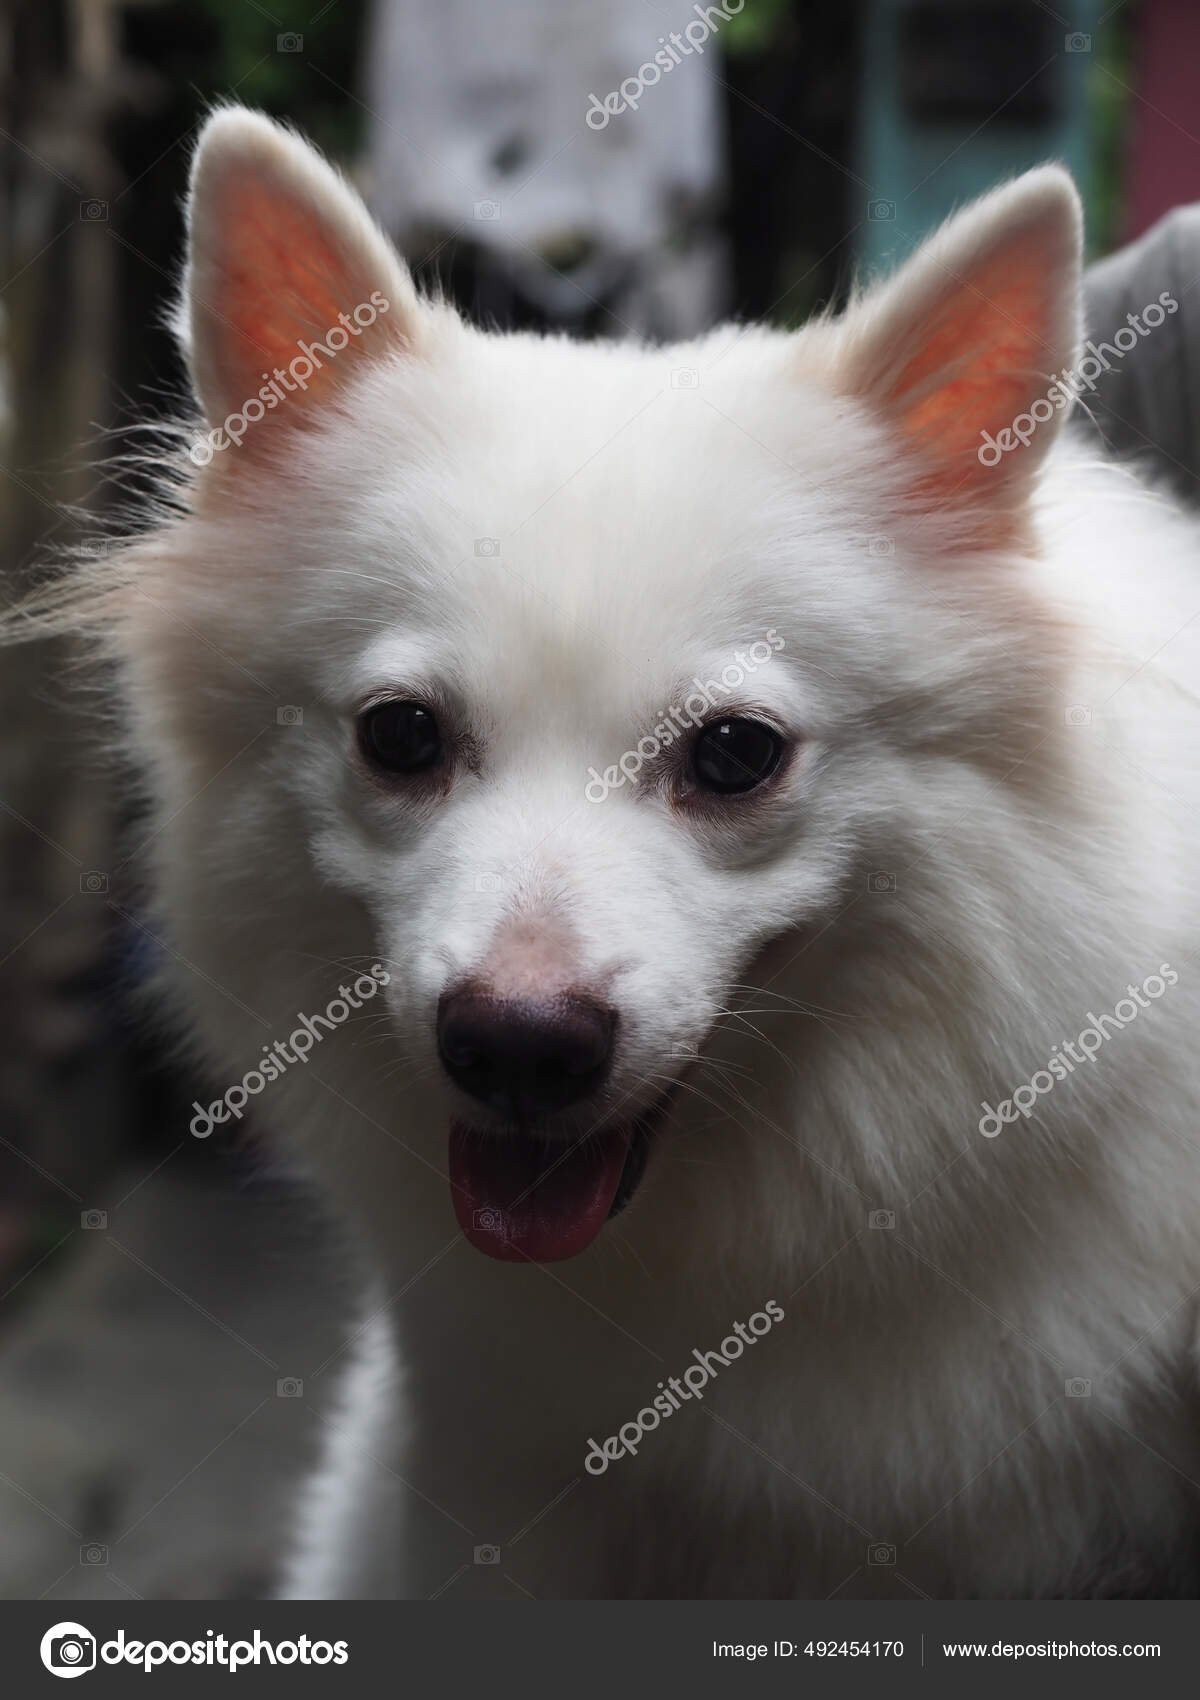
[[182, 107, 420, 448], [831, 167, 1082, 535]]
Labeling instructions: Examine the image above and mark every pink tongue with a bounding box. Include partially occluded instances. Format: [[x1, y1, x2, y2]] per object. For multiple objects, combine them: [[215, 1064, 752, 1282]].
[[450, 1124, 629, 1261]]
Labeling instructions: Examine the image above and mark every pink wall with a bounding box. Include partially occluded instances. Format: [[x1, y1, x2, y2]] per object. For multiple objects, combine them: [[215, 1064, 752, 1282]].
[[1127, 0, 1200, 238]]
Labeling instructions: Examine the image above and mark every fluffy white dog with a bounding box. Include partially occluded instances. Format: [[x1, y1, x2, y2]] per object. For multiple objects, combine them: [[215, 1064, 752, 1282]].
[[25, 109, 1200, 1598]]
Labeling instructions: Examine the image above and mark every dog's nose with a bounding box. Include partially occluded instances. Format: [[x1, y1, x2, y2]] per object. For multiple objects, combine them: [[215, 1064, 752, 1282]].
[[437, 989, 615, 1119]]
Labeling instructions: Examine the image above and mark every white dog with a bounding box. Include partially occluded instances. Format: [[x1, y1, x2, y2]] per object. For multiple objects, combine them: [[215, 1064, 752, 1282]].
[[28, 109, 1200, 1597]]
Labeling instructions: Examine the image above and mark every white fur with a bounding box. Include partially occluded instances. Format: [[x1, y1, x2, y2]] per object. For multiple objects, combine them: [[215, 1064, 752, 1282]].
[[41, 112, 1200, 1597]]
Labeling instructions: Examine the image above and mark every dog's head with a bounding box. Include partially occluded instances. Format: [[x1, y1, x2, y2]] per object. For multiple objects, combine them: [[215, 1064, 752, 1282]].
[[127, 112, 1082, 1265]]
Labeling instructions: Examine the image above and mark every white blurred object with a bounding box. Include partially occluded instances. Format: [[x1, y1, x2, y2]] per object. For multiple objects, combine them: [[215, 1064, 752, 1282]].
[[363, 0, 729, 337]]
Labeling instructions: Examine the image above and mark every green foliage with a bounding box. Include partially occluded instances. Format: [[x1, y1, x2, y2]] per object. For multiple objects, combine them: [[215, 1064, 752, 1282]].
[[722, 0, 793, 57], [1086, 17, 1134, 257], [192, 0, 368, 156]]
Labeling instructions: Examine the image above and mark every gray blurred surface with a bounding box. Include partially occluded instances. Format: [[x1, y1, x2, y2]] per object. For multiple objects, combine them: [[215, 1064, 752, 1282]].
[[0, 1162, 349, 1600], [1080, 201, 1200, 502]]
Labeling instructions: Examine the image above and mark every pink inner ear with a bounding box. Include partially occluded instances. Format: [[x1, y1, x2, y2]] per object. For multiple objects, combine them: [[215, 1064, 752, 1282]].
[[201, 175, 395, 417], [860, 226, 1074, 540], [891, 250, 1052, 448]]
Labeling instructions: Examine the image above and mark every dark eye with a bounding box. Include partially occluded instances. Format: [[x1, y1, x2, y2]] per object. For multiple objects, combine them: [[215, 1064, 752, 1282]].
[[691, 718, 783, 795], [359, 700, 442, 773]]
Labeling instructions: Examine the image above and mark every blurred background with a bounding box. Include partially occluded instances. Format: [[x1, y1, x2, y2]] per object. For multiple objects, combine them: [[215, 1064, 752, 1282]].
[[0, 0, 1193, 1599]]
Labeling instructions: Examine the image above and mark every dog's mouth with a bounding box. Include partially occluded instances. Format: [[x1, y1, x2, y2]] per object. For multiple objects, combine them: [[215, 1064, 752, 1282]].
[[449, 1089, 674, 1263]]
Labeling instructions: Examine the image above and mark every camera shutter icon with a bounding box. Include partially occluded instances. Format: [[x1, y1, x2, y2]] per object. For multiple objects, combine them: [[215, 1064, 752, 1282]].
[[40, 1622, 97, 1677]]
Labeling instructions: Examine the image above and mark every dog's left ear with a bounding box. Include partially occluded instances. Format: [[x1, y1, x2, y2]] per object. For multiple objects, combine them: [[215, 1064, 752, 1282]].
[[182, 107, 420, 446], [835, 168, 1082, 515]]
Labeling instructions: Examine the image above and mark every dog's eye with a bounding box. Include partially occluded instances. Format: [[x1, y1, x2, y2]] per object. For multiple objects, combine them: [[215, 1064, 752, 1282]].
[[692, 718, 783, 795], [359, 700, 442, 772]]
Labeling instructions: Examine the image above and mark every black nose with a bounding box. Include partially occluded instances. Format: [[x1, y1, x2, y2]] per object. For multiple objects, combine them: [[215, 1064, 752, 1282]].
[[437, 989, 616, 1119]]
